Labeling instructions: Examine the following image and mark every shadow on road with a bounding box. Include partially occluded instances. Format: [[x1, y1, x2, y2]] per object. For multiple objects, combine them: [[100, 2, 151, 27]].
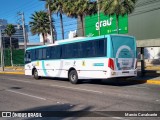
[[80, 78, 147, 86], [40, 76, 149, 87], [8, 104, 93, 120]]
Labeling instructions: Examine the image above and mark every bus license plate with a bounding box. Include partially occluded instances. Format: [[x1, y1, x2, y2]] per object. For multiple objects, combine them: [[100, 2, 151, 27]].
[[122, 71, 129, 74]]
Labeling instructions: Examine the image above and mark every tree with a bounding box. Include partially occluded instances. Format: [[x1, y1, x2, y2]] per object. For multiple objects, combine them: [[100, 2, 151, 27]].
[[100, 0, 137, 34], [47, 0, 65, 40], [29, 11, 55, 45], [4, 24, 16, 66], [64, 0, 97, 36]]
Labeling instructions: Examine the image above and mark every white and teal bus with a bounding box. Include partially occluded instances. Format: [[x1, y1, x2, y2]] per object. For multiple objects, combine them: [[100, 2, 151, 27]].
[[25, 34, 137, 84]]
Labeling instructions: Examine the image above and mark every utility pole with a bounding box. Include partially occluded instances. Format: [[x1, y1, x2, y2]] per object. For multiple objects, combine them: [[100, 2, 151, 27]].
[[0, 29, 4, 71], [97, 0, 101, 36], [18, 12, 27, 50]]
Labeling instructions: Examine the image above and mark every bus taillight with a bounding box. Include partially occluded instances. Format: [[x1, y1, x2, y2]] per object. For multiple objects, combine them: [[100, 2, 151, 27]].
[[108, 58, 115, 70]]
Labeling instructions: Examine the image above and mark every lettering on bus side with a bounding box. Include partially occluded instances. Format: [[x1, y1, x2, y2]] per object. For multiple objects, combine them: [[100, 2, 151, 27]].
[[93, 63, 104, 66]]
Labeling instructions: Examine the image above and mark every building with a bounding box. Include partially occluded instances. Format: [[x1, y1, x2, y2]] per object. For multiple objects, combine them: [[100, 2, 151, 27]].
[[19, 42, 43, 49], [0, 19, 29, 43], [78, 0, 160, 64], [0, 19, 7, 31], [2, 37, 19, 49], [128, 0, 160, 64], [40, 33, 57, 44], [128, 0, 160, 47], [12, 24, 29, 43], [0, 19, 7, 26]]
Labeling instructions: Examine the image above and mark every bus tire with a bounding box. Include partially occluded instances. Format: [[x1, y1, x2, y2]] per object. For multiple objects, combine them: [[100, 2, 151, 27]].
[[69, 70, 78, 84], [33, 69, 40, 80]]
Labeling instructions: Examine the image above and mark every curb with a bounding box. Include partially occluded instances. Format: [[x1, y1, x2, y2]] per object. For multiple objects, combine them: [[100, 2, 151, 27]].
[[146, 80, 160, 85], [0, 72, 24, 75], [0, 72, 160, 85]]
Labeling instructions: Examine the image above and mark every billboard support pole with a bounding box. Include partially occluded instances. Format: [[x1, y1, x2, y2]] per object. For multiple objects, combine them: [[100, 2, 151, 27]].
[[97, 0, 101, 36]]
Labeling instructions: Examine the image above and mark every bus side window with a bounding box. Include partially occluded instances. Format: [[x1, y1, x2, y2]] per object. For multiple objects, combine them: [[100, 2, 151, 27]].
[[51, 46, 61, 59], [72, 43, 78, 58], [61, 45, 66, 59], [84, 40, 93, 57], [55, 46, 61, 59], [25, 51, 31, 63], [81, 42, 86, 57], [38, 49, 43, 60], [31, 50, 36, 61], [89, 41, 95, 57], [42, 48, 47, 59], [35, 49, 39, 60], [46, 47, 51, 59], [50, 47, 54, 59], [78, 43, 83, 58], [97, 39, 106, 57]]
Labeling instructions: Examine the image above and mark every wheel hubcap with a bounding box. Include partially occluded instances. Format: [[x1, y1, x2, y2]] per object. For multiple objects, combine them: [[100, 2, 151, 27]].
[[35, 71, 38, 76], [71, 74, 76, 81]]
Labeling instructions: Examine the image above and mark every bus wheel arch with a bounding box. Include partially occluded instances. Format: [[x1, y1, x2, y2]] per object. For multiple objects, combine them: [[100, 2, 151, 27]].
[[68, 68, 78, 84], [32, 68, 41, 80]]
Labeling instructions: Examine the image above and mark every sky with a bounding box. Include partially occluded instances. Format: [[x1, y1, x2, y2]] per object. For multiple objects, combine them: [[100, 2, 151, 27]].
[[0, 0, 77, 43]]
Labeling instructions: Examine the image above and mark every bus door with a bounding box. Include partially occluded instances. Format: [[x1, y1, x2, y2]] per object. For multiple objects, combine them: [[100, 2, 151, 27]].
[[25, 50, 32, 75]]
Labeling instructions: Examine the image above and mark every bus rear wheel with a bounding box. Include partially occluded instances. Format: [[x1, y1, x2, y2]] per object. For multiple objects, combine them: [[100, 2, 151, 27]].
[[69, 70, 78, 84], [33, 69, 40, 80]]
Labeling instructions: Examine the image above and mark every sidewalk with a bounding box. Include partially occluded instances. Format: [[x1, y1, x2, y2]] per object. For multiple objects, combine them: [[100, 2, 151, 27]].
[[0, 66, 160, 85], [0, 67, 24, 75]]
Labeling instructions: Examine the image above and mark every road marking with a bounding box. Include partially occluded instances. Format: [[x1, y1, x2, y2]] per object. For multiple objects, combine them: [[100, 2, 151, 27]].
[[130, 86, 148, 89], [50, 85, 103, 94], [7, 90, 46, 100]]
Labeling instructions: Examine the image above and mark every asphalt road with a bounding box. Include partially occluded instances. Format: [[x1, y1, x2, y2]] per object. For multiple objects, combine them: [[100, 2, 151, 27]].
[[0, 74, 160, 120]]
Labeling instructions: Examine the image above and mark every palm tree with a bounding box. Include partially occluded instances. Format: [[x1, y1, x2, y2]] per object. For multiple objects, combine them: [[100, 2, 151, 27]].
[[29, 11, 55, 45], [46, 0, 65, 40], [4, 24, 16, 67], [64, 0, 97, 36], [100, 0, 137, 34]]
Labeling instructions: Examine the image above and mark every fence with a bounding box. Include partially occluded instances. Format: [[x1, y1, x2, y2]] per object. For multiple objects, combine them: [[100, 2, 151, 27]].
[[0, 49, 24, 67]]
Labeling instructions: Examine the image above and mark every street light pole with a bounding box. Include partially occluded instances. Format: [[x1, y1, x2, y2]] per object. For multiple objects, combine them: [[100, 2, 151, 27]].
[[22, 12, 27, 50]]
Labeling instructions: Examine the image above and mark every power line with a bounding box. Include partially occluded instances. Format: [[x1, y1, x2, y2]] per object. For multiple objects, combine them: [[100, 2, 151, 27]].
[[0, 0, 40, 15]]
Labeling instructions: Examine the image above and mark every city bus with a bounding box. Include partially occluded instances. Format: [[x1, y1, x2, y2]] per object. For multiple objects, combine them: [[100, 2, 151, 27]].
[[25, 34, 137, 84]]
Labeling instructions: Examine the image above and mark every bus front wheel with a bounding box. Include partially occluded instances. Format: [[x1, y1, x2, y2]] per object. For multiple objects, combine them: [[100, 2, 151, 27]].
[[69, 70, 78, 84], [33, 69, 40, 80]]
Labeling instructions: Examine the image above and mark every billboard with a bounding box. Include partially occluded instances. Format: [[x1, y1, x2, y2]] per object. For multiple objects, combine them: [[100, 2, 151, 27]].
[[85, 13, 128, 37]]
